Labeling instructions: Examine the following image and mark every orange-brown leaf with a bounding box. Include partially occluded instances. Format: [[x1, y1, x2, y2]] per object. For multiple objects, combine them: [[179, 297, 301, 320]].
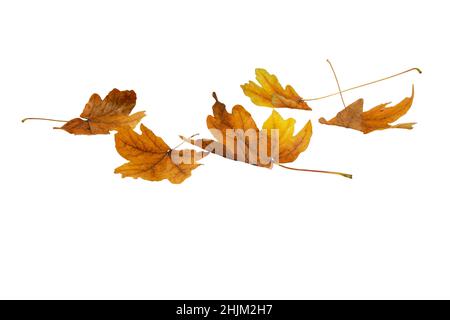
[[319, 86, 415, 134], [241, 68, 311, 110], [184, 93, 312, 168], [204, 93, 269, 166], [56, 89, 145, 135], [115, 124, 207, 184]]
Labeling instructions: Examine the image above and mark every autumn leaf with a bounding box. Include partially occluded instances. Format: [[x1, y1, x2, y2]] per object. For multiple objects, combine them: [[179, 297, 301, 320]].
[[241, 68, 311, 110], [205, 92, 269, 167], [262, 110, 312, 164], [319, 86, 415, 134], [115, 124, 207, 184], [54, 89, 145, 135], [183, 92, 312, 168]]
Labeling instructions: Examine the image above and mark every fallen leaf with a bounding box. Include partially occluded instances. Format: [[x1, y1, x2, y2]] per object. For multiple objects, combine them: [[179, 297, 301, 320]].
[[262, 110, 312, 163], [205, 92, 267, 166], [115, 124, 207, 184], [55, 89, 145, 135], [183, 93, 312, 167], [319, 86, 415, 134], [241, 68, 311, 110]]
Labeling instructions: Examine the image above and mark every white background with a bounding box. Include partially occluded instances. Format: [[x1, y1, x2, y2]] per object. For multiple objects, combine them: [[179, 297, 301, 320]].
[[1, 0, 449, 299]]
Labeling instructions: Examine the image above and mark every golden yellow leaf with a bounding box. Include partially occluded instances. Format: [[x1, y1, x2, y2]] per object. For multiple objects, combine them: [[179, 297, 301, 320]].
[[55, 89, 145, 135], [262, 110, 312, 163], [319, 86, 415, 134], [241, 68, 311, 110], [115, 124, 207, 184]]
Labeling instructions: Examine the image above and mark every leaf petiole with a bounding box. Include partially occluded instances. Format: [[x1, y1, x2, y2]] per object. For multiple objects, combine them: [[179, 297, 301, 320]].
[[173, 133, 199, 150], [276, 163, 352, 179], [326, 59, 346, 107], [303, 67, 422, 102], [22, 117, 68, 123]]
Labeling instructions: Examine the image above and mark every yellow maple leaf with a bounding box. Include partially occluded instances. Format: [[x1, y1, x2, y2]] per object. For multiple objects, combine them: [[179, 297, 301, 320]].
[[241, 68, 311, 110], [263, 110, 312, 163]]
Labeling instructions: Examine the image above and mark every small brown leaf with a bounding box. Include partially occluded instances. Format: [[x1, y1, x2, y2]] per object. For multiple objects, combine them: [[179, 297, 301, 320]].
[[319, 86, 415, 134]]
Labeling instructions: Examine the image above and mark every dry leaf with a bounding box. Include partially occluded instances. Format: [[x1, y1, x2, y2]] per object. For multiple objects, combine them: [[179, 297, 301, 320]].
[[183, 93, 312, 167], [241, 68, 311, 110], [55, 89, 145, 135], [262, 110, 312, 163], [115, 124, 207, 184], [319, 86, 415, 134], [205, 92, 267, 166]]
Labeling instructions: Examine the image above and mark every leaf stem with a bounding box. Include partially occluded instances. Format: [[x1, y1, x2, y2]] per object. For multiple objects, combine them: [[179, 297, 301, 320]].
[[21, 117, 68, 123], [303, 67, 422, 102], [173, 133, 199, 150], [277, 163, 352, 179], [326, 59, 346, 107]]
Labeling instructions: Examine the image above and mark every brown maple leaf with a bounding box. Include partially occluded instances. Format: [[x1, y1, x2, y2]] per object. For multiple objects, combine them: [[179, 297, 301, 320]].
[[241, 68, 311, 110], [182, 93, 312, 168], [115, 124, 207, 184], [319, 86, 415, 134], [54, 89, 145, 135]]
